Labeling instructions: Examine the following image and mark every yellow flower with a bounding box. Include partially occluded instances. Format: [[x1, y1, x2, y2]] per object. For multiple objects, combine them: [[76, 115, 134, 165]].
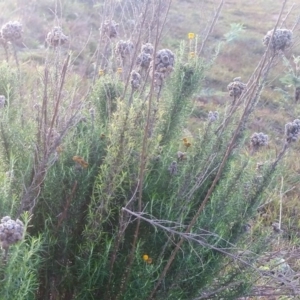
[[117, 67, 123, 74], [183, 138, 191, 149], [72, 156, 89, 168], [189, 52, 195, 58], [99, 69, 104, 76], [188, 32, 195, 39], [143, 254, 149, 261]]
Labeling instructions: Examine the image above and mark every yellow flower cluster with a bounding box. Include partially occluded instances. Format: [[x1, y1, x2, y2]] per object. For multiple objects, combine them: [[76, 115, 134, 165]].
[[142, 254, 152, 264], [72, 156, 89, 168], [188, 32, 195, 39], [183, 137, 191, 149]]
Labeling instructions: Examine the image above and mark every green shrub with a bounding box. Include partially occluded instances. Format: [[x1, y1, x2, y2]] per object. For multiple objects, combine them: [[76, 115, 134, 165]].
[[0, 1, 297, 299]]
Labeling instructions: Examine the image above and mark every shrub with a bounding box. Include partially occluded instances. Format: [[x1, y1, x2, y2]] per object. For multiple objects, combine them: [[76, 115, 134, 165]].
[[0, 1, 298, 299]]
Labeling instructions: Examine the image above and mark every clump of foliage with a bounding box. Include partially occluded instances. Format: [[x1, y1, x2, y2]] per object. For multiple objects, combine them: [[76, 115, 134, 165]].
[[0, 0, 299, 299]]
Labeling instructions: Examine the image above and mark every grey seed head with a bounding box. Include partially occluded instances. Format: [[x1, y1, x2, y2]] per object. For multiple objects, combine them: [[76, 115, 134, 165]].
[[208, 111, 219, 122], [130, 70, 141, 90], [46, 26, 68, 47], [1, 21, 22, 41], [141, 43, 154, 55], [263, 28, 293, 51], [101, 20, 119, 38], [1, 216, 11, 223]]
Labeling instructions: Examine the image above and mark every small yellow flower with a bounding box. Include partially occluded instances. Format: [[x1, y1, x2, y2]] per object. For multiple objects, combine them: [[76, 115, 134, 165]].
[[117, 67, 123, 74], [99, 69, 104, 76], [188, 32, 195, 39], [143, 254, 149, 261], [72, 156, 89, 168], [183, 138, 191, 149], [189, 52, 195, 58]]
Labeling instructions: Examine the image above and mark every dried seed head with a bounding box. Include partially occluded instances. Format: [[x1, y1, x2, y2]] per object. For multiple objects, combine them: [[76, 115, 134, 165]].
[[136, 43, 154, 71], [141, 43, 154, 55], [154, 49, 175, 72], [263, 28, 292, 52], [46, 27, 68, 47], [1, 216, 10, 223], [285, 119, 300, 143], [177, 151, 186, 161], [168, 161, 178, 176], [208, 111, 219, 122], [115, 40, 134, 59], [227, 78, 246, 98], [1, 21, 22, 41], [130, 70, 141, 90], [136, 52, 152, 70], [0, 216, 24, 249], [149, 49, 175, 89], [101, 20, 118, 38], [250, 132, 268, 149], [243, 223, 251, 233]]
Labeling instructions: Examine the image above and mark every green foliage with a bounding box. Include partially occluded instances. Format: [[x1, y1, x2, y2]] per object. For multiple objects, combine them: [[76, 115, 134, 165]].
[[0, 62, 17, 101], [0, 214, 42, 300], [0, 46, 278, 300], [279, 55, 300, 88], [280, 73, 300, 88], [0, 1, 297, 299], [91, 76, 123, 125], [224, 23, 246, 42]]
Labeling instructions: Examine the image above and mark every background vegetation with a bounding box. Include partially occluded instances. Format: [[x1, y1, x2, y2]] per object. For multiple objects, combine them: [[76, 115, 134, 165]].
[[0, 0, 299, 299]]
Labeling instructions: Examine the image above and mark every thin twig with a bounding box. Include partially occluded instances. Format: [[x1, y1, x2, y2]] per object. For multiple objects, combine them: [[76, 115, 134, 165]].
[[280, 3, 295, 28], [198, 0, 224, 56], [279, 176, 284, 231]]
